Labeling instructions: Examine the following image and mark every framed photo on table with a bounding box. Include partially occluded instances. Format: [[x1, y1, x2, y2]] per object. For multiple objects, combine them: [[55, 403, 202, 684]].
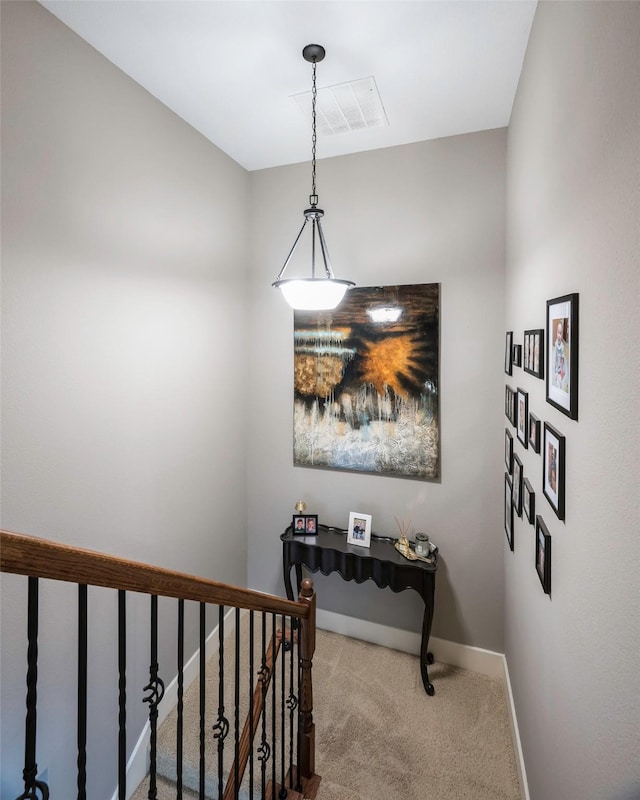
[[292, 514, 318, 535], [347, 512, 372, 548], [546, 294, 579, 419], [543, 422, 566, 520]]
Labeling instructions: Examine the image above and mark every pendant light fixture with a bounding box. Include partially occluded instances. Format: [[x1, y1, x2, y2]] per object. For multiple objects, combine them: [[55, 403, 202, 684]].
[[272, 44, 355, 311]]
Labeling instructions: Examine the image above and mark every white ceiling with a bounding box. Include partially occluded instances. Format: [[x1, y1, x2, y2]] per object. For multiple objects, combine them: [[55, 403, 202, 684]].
[[40, 1, 537, 172]]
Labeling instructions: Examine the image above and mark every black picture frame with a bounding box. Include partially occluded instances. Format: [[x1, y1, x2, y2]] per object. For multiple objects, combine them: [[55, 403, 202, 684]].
[[504, 473, 514, 551], [524, 328, 544, 379], [505, 331, 513, 376], [292, 514, 319, 535], [516, 388, 528, 449], [512, 344, 522, 368], [505, 386, 516, 428], [543, 422, 566, 520], [546, 293, 579, 419], [535, 516, 552, 594], [523, 478, 535, 524], [505, 428, 513, 474], [528, 413, 541, 454], [512, 454, 523, 518]]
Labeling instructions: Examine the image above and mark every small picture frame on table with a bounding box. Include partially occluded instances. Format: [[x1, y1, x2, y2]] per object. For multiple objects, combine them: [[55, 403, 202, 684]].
[[543, 422, 566, 520], [347, 512, 372, 548], [546, 293, 579, 419], [535, 516, 552, 594], [512, 454, 523, 518], [505, 332, 513, 375], [505, 428, 513, 474], [524, 329, 544, 379], [504, 473, 514, 551], [292, 514, 318, 535], [523, 478, 535, 524], [516, 388, 528, 448], [528, 413, 541, 453]]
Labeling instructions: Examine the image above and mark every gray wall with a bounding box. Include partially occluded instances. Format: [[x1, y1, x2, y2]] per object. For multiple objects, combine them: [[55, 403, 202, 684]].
[[247, 130, 507, 652], [505, 3, 640, 799], [1, 3, 249, 797]]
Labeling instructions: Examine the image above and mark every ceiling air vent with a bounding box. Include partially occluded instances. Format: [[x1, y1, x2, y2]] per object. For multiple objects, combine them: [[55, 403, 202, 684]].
[[293, 76, 388, 136]]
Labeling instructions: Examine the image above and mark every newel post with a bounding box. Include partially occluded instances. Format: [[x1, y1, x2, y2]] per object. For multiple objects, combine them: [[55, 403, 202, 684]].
[[298, 577, 316, 779]]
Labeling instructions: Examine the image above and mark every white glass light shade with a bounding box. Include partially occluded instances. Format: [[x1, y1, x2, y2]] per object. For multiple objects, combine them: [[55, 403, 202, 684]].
[[274, 278, 353, 311]]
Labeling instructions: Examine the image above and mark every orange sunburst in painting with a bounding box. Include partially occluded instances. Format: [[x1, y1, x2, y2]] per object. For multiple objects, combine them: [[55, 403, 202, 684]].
[[358, 335, 422, 398]]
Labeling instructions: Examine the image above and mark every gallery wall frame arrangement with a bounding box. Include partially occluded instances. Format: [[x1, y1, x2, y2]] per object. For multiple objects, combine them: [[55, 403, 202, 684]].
[[528, 413, 541, 453], [535, 516, 552, 594], [347, 511, 372, 548], [505, 428, 513, 473], [504, 331, 513, 376], [546, 293, 579, 419], [523, 478, 535, 524], [516, 387, 528, 448], [293, 284, 440, 480], [504, 473, 514, 551], [512, 454, 523, 518], [543, 422, 566, 520], [524, 328, 544, 379]]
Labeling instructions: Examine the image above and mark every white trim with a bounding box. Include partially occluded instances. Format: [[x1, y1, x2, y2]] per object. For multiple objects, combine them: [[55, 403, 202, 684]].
[[109, 607, 236, 800], [316, 608, 503, 677], [502, 655, 531, 800], [316, 609, 529, 798]]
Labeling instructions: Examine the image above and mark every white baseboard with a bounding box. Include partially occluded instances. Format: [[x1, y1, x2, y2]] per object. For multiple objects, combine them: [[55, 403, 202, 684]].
[[109, 607, 237, 800], [316, 608, 529, 799]]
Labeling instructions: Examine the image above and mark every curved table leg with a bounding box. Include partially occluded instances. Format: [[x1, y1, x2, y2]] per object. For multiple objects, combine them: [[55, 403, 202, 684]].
[[420, 599, 435, 696]]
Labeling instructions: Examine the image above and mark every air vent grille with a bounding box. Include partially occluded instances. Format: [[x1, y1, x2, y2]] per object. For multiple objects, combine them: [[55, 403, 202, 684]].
[[293, 76, 388, 136]]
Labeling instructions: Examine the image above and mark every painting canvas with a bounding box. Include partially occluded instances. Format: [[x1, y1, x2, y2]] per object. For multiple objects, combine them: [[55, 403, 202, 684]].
[[293, 284, 440, 480]]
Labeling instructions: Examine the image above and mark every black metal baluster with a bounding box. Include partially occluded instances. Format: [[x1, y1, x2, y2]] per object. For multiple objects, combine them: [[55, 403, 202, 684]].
[[15, 577, 49, 800], [258, 613, 269, 798], [279, 614, 287, 798], [177, 599, 185, 800], [77, 584, 88, 800], [118, 590, 126, 800], [212, 606, 228, 799], [295, 624, 302, 794], [286, 620, 297, 791], [143, 595, 165, 800], [248, 611, 254, 800], [199, 603, 206, 800], [234, 607, 240, 799], [271, 613, 277, 800]]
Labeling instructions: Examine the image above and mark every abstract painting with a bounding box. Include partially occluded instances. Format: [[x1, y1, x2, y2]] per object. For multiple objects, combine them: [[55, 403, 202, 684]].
[[293, 284, 440, 480]]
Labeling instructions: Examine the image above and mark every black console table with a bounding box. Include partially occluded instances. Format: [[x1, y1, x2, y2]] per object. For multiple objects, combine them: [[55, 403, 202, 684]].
[[280, 526, 438, 695]]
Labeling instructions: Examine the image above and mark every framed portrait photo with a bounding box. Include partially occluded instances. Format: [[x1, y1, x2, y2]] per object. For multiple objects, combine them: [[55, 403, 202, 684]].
[[505, 386, 516, 428], [292, 514, 319, 535], [524, 329, 544, 379], [535, 516, 552, 594], [504, 473, 514, 551], [528, 413, 541, 454], [543, 422, 566, 520], [523, 478, 535, 524], [546, 294, 579, 419], [516, 388, 528, 449], [512, 454, 523, 518], [505, 331, 513, 376], [347, 511, 372, 548], [505, 428, 513, 474], [512, 344, 522, 368]]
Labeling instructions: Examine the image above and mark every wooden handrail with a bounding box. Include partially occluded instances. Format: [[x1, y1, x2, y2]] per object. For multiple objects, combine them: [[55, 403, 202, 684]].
[[0, 530, 309, 619]]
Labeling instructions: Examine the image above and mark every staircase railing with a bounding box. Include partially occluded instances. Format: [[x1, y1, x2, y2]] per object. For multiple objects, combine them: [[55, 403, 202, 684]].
[[1, 529, 318, 800]]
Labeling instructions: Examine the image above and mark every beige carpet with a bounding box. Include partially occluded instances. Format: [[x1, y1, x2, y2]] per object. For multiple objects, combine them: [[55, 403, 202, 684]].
[[132, 622, 521, 800]]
